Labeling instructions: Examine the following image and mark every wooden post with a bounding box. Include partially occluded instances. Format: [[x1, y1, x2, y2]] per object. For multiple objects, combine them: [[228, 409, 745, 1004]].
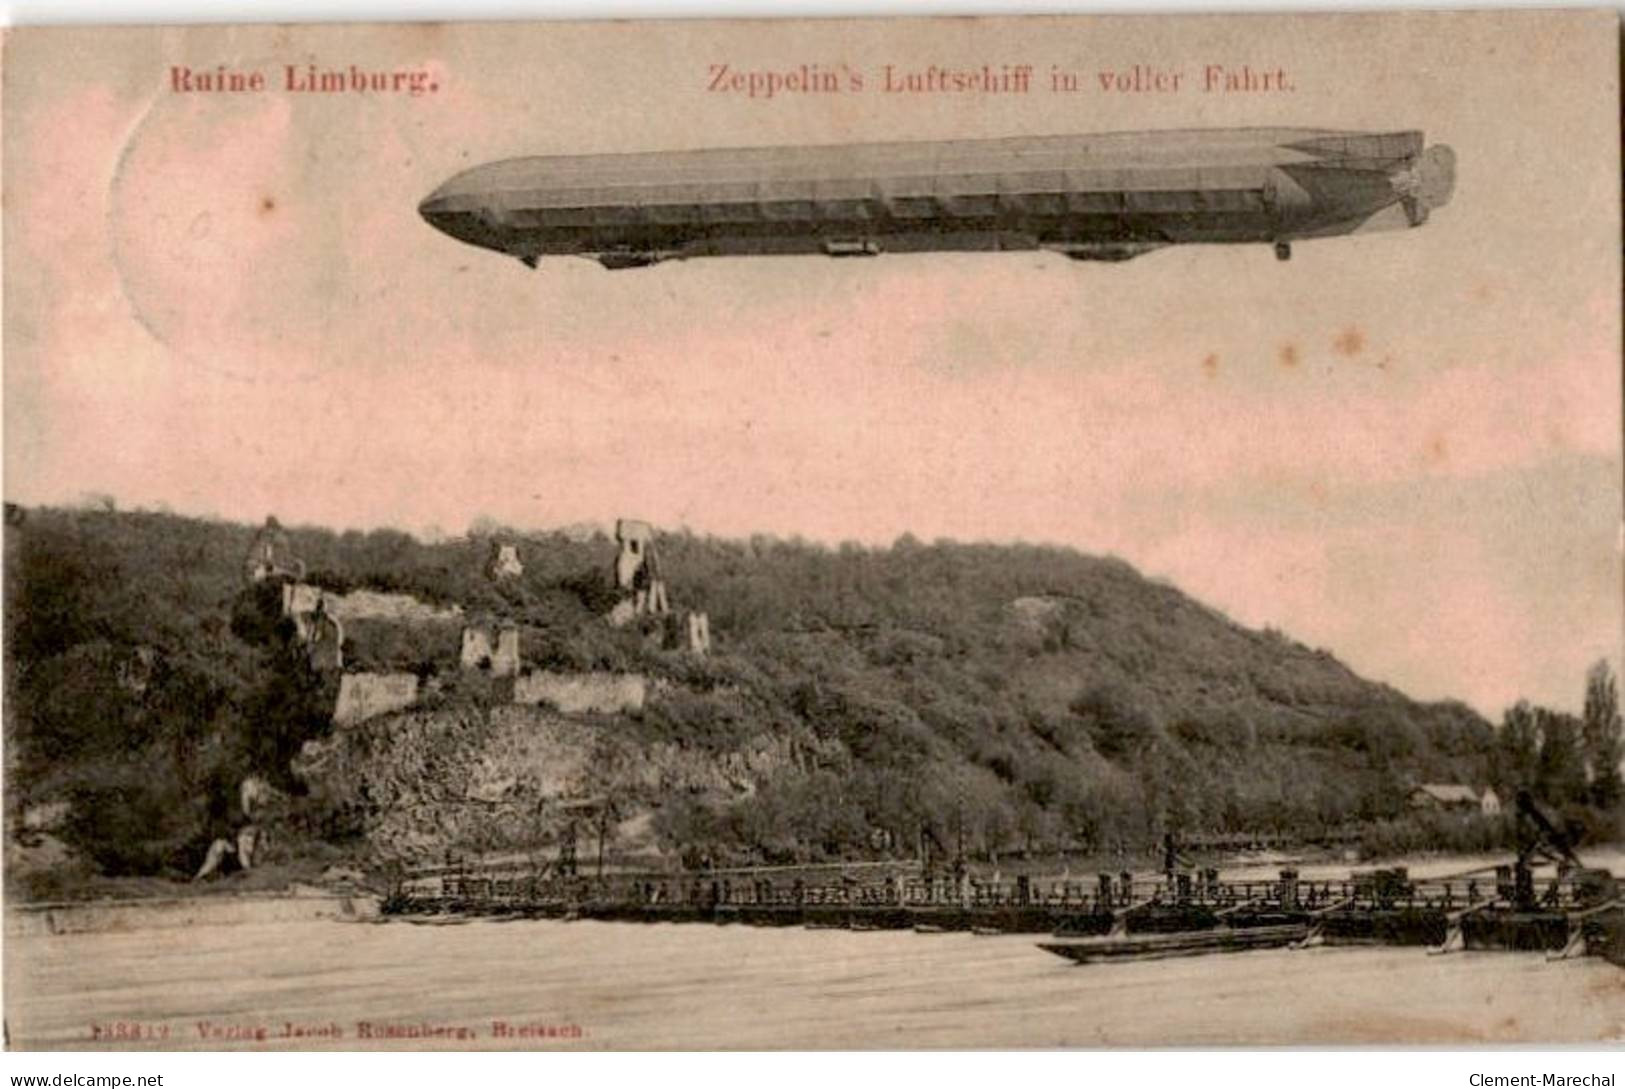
[[595, 822, 604, 880]]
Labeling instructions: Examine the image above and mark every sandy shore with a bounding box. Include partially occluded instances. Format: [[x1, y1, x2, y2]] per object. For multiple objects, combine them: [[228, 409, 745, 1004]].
[[6, 891, 381, 938]]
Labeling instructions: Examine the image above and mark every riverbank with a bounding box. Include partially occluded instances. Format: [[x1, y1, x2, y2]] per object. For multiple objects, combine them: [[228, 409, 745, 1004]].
[[6, 890, 381, 937]]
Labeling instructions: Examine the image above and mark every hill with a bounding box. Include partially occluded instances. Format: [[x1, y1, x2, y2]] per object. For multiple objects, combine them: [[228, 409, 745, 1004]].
[[4, 505, 1511, 887]]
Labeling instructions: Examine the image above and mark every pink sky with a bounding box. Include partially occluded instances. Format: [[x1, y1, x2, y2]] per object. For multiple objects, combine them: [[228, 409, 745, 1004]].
[[4, 15, 1620, 716]]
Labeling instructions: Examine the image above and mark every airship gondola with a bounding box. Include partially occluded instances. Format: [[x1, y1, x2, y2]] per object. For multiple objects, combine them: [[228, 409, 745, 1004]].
[[419, 127, 1455, 269]]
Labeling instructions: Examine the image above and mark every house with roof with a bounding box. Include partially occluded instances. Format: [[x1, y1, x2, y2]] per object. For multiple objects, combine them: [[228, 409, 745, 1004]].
[[1407, 783, 1500, 816]]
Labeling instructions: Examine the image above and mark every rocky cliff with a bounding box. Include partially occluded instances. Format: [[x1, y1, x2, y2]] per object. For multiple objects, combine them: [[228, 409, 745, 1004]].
[[294, 701, 806, 864]]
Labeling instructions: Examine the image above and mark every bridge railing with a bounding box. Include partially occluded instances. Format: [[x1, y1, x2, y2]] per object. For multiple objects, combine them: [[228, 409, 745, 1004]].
[[407, 854, 1605, 915]]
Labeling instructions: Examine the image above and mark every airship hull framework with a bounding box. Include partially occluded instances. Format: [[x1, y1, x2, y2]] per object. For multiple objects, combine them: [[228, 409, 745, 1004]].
[[420, 128, 1455, 268]]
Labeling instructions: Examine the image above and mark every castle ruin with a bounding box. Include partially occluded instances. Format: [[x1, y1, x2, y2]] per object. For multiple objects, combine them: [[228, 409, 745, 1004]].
[[244, 516, 306, 583], [603, 519, 711, 656], [611, 519, 669, 623]]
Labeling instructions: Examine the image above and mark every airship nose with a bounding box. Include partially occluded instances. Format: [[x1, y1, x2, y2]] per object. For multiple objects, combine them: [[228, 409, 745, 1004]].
[[418, 180, 462, 235], [420, 160, 509, 238], [420, 159, 552, 266]]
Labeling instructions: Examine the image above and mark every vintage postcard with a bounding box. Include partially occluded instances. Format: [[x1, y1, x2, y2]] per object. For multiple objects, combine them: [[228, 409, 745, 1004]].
[[2, 11, 1621, 1053]]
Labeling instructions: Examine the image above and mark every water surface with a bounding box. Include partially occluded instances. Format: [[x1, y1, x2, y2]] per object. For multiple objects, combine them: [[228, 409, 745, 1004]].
[[9, 912, 1622, 1049]]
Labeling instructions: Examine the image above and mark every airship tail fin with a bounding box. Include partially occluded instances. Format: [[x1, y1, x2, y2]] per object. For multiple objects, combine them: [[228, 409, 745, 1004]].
[[1393, 144, 1456, 227], [1416, 144, 1456, 211]]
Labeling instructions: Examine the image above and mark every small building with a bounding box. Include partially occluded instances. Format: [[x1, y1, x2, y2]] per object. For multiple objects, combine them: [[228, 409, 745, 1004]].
[[1408, 783, 1497, 816]]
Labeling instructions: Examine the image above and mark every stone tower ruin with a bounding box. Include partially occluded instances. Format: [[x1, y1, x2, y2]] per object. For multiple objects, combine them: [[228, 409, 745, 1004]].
[[611, 518, 669, 621], [243, 515, 306, 583], [486, 541, 524, 580]]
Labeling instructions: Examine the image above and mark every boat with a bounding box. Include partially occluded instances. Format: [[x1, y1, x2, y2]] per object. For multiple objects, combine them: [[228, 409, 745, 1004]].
[[1038, 923, 1310, 964]]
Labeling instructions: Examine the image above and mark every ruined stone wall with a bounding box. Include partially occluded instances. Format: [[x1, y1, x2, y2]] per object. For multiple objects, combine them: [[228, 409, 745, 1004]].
[[333, 672, 420, 727], [307, 611, 344, 671], [284, 584, 462, 628], [282, 583, 323, 636], [460, 624, 519, 677], [686, 612, 712, 655], [495, 627, 519, 674], [1009, 596, 1066, 631], [512, 671, 646, 715], [322, 589, 463, 625]]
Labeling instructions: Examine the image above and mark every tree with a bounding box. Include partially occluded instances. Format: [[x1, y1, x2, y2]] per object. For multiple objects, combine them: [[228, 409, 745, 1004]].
[[1534, 708, 1587, 807], [1496, 700, 1540, 791], [1069, 684, 1161, 762], [1582, 660, 1624, 809]]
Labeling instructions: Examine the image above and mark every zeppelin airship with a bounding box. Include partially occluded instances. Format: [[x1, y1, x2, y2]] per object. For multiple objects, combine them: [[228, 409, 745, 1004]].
[[418, 127, 1454, 269]]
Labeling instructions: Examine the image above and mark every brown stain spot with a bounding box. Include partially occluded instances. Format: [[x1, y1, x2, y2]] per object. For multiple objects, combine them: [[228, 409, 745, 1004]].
[[1332, 327, 1365, 357], [259, 196, 277, 216], [1376, 355, 1393, 372], [1201, 353, 1219, 379], [1426, 434, 1449, 464], [1278, 343, 1300, 369]]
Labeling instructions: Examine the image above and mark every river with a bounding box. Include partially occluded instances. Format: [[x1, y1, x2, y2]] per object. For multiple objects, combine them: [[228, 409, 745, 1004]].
[[8, 904, 1623, 1049]]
